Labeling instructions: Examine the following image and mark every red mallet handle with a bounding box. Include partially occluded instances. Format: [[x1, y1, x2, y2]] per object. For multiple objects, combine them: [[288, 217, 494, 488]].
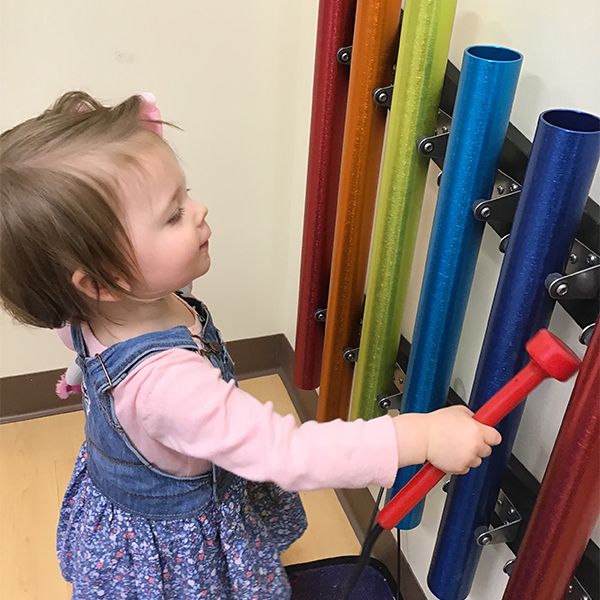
[[376, 329, 581, 530]]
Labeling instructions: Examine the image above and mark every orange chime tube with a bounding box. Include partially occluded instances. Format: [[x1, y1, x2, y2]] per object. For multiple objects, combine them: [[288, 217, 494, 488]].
[[317, 0, 401, 422], [293, 0, 357, 391]]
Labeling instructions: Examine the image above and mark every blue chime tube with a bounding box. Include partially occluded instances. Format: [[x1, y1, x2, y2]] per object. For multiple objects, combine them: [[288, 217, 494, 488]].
[[389, 45, 523, 530], [427, 108, 600, 600]]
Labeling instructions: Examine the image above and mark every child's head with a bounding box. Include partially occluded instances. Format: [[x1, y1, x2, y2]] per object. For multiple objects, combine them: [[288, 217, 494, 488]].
[[0, 92, 211, 329]]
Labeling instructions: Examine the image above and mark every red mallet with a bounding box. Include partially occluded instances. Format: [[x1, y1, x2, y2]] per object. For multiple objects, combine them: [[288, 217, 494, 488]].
[[342, 329, 580, 599], [376, 328, 581, 530]]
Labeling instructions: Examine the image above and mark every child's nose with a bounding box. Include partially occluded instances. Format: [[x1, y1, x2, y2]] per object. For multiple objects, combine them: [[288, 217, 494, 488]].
[[197, 203, 208, 224]]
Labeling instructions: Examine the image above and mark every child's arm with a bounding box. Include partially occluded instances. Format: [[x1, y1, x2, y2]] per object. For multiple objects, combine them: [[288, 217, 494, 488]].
[[131, 349, 499, 491], [134, 349, 397, 490]]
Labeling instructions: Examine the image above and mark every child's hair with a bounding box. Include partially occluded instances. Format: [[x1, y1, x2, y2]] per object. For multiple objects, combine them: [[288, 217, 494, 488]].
[[0, 91, 166, 328]]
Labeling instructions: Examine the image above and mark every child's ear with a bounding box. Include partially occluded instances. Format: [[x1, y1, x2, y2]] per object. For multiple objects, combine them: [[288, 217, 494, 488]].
[[71, 269, 122, 302]]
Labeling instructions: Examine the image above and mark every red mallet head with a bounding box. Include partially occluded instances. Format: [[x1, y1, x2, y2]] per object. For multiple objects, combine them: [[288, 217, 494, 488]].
[[526, 329, 581, 381]]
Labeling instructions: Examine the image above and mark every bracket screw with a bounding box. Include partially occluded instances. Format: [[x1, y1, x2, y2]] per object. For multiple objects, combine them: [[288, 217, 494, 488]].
[[556, 283, 569, 296], [337, 49, 351, 63], [422, 141, 434, 154], [343, 349, 356, 362], [480, 206, 491, 219]]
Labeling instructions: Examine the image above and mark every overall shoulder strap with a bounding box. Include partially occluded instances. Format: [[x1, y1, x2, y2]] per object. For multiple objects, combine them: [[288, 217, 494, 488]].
[[88, 327, 199, 394]]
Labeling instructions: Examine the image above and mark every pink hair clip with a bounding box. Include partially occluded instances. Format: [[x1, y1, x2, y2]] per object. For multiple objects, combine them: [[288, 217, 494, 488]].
[[137, 92, 163, 137]]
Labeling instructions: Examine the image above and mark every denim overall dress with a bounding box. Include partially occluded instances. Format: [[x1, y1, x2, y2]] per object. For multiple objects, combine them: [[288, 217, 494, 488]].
[[57, 296, 307, 599]]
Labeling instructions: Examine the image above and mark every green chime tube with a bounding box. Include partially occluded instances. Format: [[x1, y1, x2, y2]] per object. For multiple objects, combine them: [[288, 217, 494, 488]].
[[350, 0, 457, 421]]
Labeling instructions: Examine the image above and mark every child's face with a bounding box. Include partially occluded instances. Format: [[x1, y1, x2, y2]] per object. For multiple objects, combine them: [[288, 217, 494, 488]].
[[119, 141, 211, 299]]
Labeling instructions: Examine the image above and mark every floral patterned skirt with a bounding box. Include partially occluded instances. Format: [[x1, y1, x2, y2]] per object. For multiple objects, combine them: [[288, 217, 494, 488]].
[[57, 444, 307, 599]]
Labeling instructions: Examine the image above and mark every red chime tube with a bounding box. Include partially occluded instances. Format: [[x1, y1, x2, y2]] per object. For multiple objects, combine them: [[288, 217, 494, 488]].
[[502, 320, 600, 600], [293, 0, 357, 390]]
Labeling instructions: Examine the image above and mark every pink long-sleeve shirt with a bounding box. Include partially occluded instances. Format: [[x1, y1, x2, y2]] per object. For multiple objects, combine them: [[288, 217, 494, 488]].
[[58, 311, 399, 492]]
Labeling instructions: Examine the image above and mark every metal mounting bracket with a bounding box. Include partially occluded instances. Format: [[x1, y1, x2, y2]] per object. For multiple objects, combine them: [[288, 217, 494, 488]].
[[473, 171, 522, 222], [545, 240, 600, 301], [498, 233, 510, 253], [337, 46, 352, 65], [495, 225, 598, 346], [373, 84, 394, 109], [565, 577, 593, 600], [498, 234, 599, 288], [475, 489, 521, 546], [546, 264, 600, 301], [416, 110, 452, 160], [376, 364, 406, 410], [579, 323, 596, 346], [503, 558, 515, 575]]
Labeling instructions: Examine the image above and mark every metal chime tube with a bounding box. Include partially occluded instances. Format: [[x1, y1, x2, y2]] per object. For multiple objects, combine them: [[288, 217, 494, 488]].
[[502, 320, 600, 600], [317, 0, 401, 422], [293, 0, 357, 390], [389, 45, 523, 530], [350, 0, 457, 422], [428, 109, 600, 600]]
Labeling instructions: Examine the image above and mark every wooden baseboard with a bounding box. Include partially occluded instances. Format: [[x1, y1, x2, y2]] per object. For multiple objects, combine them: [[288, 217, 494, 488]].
[[0, 332, 426, 599], [0, 334, 284, 424], [0, 368, 81, 424]]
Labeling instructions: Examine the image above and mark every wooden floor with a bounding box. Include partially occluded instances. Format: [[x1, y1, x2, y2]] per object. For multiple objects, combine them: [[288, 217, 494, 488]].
[[0, 374, 359, 599]]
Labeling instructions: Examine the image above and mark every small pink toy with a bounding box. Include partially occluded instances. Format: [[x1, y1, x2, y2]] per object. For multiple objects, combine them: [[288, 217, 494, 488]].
[[56, 361, 83, 399]]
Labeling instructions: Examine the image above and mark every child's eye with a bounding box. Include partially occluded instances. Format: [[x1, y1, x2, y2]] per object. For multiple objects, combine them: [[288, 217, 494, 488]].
[[167, 207, 185, 225]]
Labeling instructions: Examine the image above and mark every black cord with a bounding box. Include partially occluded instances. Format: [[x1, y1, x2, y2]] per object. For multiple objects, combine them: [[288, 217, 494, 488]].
[[341, 524, 384, 600], [367, 486, 385, 533], [341, 486, 385, 600]]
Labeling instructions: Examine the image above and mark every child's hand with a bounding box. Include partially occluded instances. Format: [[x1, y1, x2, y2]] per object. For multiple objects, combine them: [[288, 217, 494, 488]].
[[423, 405, 502, 474], [392, 406, 502, 475]]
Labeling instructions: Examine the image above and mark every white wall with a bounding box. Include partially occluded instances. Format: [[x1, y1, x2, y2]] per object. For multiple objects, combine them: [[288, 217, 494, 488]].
[[1, 1, 598, 598], [0, 0, 317, 377]]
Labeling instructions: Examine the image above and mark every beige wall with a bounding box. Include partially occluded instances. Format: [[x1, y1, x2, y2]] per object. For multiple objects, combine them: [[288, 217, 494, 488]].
[[1, 1, 599, 597], [0, 0, 317, 377]]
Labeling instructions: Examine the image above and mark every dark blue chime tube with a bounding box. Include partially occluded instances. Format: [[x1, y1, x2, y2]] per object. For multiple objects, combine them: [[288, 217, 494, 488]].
[[390, 45, 522, 530], [427, 109, 600, 600]]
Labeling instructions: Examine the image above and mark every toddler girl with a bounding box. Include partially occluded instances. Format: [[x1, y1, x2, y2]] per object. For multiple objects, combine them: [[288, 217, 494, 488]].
[[0, 92, 501, 600]]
